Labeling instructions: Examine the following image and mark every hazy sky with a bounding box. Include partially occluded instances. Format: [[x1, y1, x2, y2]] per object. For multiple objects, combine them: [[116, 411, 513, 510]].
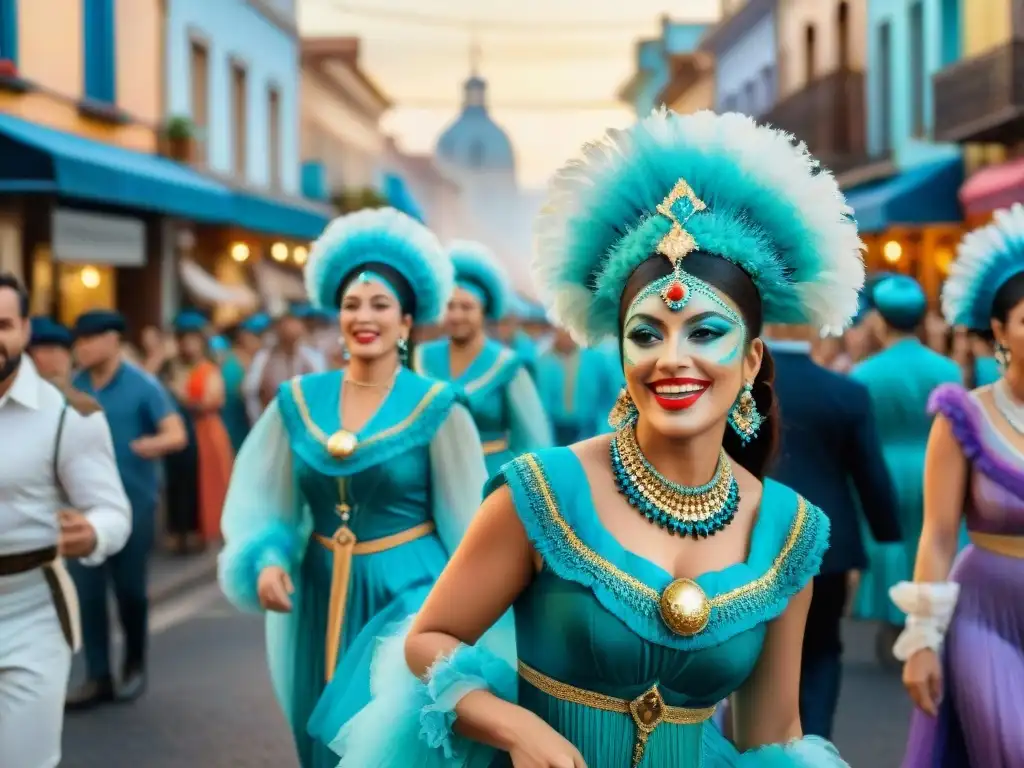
[[299, 0, 720, 188]]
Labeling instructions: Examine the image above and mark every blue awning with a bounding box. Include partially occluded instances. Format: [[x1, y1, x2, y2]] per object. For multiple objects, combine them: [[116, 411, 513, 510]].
[[382, 172, 425, 224], [846, 157, 963, 234], [0, 112, 232, 222], [229, 190, 333, 240]]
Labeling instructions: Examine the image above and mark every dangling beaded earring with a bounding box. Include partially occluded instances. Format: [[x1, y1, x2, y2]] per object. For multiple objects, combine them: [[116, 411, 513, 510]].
[[608, 387, 639, 430], [728, 381, 762, 445], [997, 342, 1011, 372], [397, 336, 409, 366]]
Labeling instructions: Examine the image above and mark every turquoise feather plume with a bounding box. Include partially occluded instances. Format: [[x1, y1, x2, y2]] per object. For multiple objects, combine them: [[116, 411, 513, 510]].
[[304, 207, 452, 324], [943, 203, 1024, 330], [447, 240, 511, 321], [534, 109, 864, 344]]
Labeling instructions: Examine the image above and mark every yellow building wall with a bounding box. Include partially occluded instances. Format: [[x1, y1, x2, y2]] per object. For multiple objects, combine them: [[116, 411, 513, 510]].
[[776, 0, 867, 99], [6, 0, 161, 152], [963, 0, 1013, 56], [670, 72, 715, 115]]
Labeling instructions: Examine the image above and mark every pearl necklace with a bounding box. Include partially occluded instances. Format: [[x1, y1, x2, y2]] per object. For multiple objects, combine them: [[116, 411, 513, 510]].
[[993, 379, 1024, 436], [610, 420, 739, 538]]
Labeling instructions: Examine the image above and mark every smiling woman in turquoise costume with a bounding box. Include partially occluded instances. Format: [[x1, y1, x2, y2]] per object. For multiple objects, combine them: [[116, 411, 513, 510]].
[[415, 239, 552, 474], [328, 110, 863, 768], [216, 207, 490, 767]]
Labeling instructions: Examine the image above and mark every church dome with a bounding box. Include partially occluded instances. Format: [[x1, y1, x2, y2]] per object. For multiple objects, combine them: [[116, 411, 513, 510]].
[[436, 74, 515, 174]]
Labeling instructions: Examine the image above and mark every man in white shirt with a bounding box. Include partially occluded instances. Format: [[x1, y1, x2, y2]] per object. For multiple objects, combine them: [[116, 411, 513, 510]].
[[0, 273, 131, 768]]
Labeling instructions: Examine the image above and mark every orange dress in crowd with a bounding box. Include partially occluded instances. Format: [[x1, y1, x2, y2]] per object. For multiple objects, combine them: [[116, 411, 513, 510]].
[[185, 360, 235, 541]]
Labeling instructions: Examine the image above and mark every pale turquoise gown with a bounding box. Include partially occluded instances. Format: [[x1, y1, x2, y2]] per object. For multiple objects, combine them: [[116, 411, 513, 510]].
[[330, 448, 845, 767], [850, 338, 963, 624], [415, 338, 552, 474], [218, 367, 488, 767], [534, 347, 613, 446]]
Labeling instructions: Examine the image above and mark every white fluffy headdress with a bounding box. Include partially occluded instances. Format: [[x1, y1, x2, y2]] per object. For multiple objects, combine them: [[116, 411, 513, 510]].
[[532, 109, 865, 345], [942, 203, 1024, 330]]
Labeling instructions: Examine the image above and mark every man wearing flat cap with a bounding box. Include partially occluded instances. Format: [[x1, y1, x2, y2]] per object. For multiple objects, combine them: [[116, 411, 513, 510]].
[[67, 308, 188, 709], [0, 274, 132, 768], [28, 317, 74, 384]]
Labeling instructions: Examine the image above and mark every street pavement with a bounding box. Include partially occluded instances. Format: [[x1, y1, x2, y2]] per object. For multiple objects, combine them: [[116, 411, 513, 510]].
[[63, 591, 912, 767]]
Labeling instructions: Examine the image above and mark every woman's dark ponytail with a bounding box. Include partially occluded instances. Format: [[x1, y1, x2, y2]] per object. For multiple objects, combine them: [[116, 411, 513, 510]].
[[723, 345, 780, 480]]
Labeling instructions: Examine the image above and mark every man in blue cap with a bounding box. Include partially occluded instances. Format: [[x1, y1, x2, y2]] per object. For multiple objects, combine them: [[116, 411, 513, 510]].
[[67, 309, 188, 708], [28, 317, 75, 388], [0, 274, 131, 766]]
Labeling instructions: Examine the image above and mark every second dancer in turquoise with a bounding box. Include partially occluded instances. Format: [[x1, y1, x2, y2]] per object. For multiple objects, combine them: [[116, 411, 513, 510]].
[[415, 240, 551, 473], [217, 208, 489, 767]]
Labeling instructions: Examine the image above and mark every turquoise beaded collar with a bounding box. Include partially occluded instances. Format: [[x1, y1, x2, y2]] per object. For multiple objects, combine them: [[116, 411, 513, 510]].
[[610, 418, 740, 538]]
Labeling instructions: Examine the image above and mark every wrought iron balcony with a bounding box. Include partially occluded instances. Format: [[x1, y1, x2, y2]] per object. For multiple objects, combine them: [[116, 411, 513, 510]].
[[763, 68, 869, 178], [933, 41, 1024, 144]]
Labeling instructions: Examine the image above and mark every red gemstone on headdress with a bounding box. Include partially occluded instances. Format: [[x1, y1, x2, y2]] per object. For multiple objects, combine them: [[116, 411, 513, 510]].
[[665, 282, 685, 302]]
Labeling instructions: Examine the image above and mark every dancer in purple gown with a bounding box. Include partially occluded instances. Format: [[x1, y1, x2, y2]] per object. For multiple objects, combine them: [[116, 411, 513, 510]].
[[893, 204, 1024, 768]]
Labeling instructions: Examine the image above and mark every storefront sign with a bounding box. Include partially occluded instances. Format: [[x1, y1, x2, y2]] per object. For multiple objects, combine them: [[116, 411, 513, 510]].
[[51, 208, 146, 267]]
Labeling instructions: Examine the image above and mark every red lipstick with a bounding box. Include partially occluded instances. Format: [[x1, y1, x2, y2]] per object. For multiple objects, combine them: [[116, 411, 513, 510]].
[[353, 331, 379, 345], [646, 377, 711, 411]]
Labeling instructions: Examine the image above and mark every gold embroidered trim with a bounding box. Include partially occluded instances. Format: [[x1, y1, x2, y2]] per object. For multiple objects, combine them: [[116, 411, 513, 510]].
[[520, 454, 808, 611], [289, 377, 447, 453], [462, 348, 515, 395]]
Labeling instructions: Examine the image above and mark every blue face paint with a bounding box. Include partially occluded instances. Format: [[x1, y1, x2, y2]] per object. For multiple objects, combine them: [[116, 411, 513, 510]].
[[686, 314, 744, 364], [622, 283, 746, 371]]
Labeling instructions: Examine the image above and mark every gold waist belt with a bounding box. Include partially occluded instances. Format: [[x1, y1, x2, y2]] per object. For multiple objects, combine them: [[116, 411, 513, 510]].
[[517, 660, 716, 767], [969, 531, 1024, 559], [482, 435, 510, 455], [312, 521, 436, 681]]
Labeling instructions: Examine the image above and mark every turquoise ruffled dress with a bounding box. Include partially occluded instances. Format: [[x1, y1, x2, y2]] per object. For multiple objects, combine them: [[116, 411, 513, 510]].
[[330, 448, 847, 767], [415, 338, 552, 474], [850, 338, 962, 624], [218, 367, 488, 768], [534, 347, 613, 446]]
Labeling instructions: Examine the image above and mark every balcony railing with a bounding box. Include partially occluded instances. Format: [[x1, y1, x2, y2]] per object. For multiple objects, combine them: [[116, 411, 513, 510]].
[[933, 41, 1024, 144], [763, 68, 868, 177]]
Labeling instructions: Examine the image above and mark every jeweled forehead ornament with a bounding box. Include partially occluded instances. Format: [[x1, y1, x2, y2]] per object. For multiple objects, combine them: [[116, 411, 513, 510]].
[[655, 179, 706, 311], [627, 179, 709, 316]]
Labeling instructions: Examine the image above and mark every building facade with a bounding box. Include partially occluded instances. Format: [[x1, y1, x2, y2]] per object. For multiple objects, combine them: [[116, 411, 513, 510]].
[[845, 0, 964, 300], [300, 37, 390, 200], [701, 0, 778, 118], [0, 0, 173, 329], [618, 17, 706, 117], [932, 0, 1024, 223], [765, 1, 871, 181], [164, 0, 332, 325], [166, 0, 299, 194], [658, 51, 715, 115], [0, 0, 330, 333]]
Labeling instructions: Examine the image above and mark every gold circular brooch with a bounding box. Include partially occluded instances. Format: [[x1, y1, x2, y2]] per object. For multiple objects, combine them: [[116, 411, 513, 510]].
[[326, 430, 358, 459], [659, 578, 710, 637]]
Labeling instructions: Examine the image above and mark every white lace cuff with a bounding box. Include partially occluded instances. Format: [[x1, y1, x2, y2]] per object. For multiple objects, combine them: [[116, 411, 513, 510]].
[[889, 582, 960, 661]]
